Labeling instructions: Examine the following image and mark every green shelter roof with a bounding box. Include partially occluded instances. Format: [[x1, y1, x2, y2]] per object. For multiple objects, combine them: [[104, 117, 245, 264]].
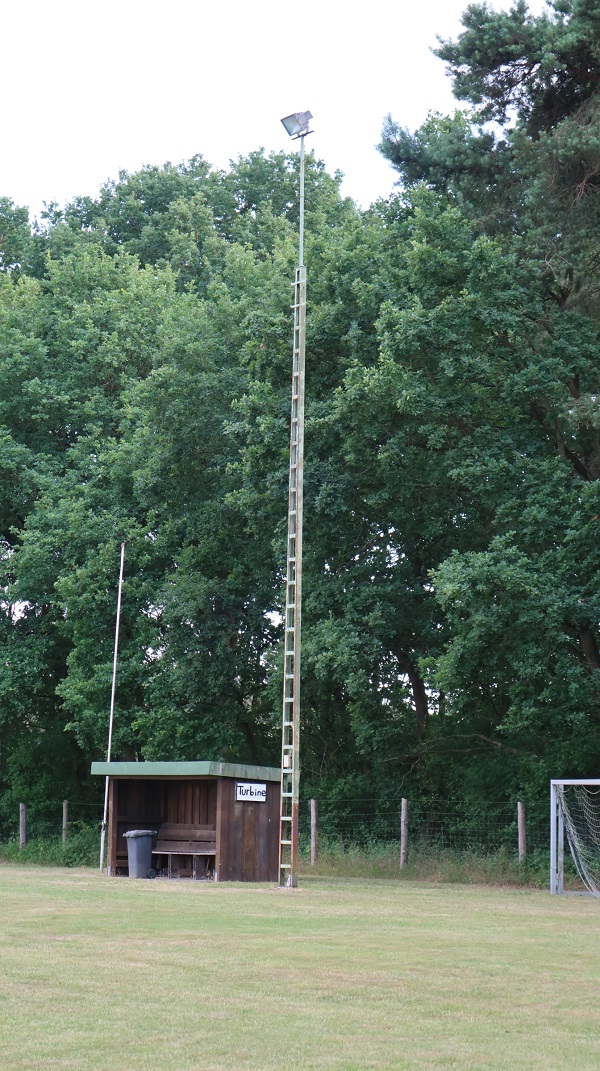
[[91, 760, 281, 781]]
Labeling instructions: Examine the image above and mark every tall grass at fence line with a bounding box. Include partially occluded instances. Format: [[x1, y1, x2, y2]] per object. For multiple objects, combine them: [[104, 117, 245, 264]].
[[0, 825, 100, 868], [298, 836, 563, 888]]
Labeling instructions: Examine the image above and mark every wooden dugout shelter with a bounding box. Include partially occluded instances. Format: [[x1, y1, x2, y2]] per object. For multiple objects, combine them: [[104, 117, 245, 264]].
[[91, 761, 281, 881]]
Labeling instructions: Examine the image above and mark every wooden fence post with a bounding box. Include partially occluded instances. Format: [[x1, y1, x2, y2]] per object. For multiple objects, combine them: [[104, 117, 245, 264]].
[[310, 799, 318, 866], [400, 798, 408, 868], [62, 800, 69, 846], [19, 803, 26, 849], [518, 801, 526, 861]]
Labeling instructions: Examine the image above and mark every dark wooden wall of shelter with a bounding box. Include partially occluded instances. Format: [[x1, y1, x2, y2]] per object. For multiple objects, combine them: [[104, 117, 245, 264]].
[[107, 775, 279, 879], [216, 779, 280, 882], [165, 779, 217, 825]]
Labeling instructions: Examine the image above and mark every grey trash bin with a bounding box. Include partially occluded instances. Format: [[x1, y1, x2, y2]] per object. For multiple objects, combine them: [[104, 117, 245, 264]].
[[123, 830, 157, 878]]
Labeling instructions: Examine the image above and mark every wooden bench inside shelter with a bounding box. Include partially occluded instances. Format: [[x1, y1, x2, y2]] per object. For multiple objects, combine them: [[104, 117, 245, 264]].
[[153, 823, 216, 880]]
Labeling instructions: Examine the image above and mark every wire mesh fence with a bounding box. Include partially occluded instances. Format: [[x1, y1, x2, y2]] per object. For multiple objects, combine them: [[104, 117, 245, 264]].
[[3, 795, 549, 860], [0, 800, 104, 844], [299, 797, 549, 855]]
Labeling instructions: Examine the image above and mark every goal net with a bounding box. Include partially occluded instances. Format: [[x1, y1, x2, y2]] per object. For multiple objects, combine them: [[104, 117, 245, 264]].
[[552, 780, 600, 896]]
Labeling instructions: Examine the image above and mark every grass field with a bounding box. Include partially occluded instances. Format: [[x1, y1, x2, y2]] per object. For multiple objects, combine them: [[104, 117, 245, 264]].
[[1, 866, 599, 1070]]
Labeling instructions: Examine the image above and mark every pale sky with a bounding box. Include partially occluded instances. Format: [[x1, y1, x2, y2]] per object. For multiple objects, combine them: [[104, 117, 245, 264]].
[[4, 0, 548, 219]]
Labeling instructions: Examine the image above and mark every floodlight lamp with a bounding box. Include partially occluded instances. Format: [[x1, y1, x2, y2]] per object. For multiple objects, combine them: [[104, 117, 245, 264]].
[[281, 110, 313, 138]]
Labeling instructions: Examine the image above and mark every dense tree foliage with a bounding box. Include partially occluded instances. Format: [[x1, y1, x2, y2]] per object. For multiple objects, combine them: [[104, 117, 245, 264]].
[[378, 0, 600, 798], [1, 0, 599, 833]]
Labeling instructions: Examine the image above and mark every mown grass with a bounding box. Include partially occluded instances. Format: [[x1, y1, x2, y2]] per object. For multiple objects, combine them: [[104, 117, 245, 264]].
[[0, 865, 599, 1070]]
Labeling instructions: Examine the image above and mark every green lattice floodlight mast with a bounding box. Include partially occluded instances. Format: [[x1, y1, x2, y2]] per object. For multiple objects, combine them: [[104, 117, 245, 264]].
[[278, 110, 312, 887]]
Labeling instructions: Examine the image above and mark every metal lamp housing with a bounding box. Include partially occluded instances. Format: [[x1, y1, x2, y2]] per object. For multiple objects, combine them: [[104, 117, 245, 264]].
[[281, 111, 313, 138]]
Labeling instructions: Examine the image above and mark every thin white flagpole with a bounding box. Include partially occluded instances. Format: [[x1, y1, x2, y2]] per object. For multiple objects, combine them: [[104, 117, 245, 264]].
[[99, 542, 126, 873]]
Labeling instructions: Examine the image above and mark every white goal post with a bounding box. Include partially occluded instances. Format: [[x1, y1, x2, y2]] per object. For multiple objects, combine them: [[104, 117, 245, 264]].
[[550, 779, 600, 895]]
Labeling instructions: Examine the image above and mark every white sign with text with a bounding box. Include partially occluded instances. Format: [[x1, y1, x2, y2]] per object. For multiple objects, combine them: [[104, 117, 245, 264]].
[[235, 782, 267, 803]]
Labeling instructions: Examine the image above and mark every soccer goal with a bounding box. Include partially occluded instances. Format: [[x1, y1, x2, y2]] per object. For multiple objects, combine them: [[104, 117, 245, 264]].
[[550, 779, 600, 895]]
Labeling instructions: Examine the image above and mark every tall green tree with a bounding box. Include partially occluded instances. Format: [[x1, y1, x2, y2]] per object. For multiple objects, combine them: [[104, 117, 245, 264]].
[[375, 0, 600, 796]]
